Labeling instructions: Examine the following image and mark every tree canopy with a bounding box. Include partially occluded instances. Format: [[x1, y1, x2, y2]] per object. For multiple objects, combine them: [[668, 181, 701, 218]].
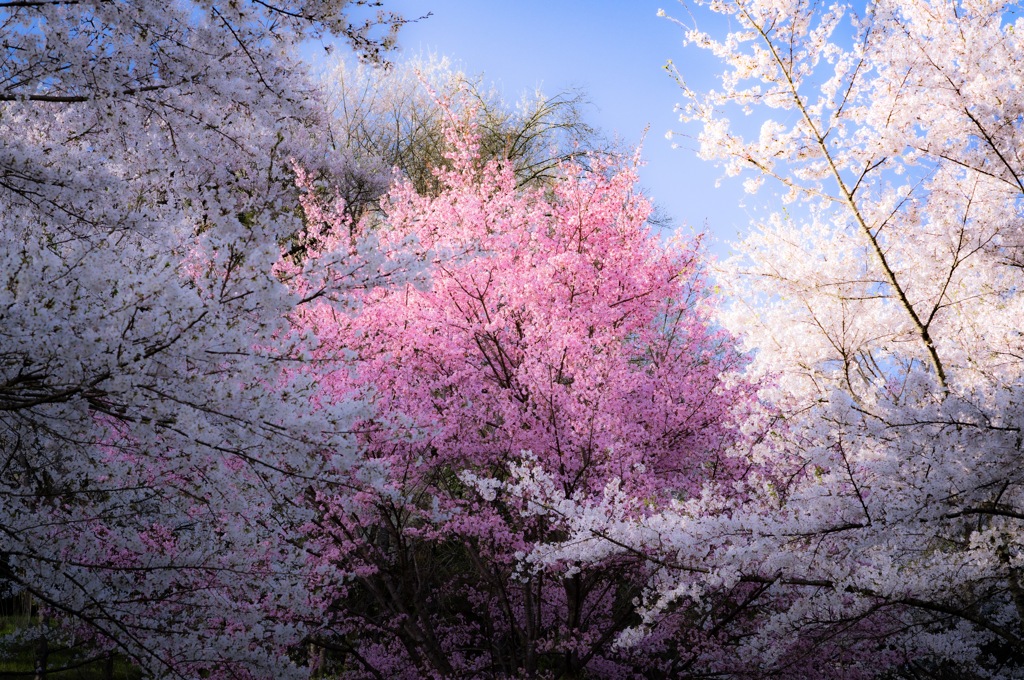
[[5, 1, 1024, 679]]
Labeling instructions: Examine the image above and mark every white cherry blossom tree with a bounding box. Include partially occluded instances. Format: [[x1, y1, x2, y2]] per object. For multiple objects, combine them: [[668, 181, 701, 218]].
[[0, 1, 415, 677], [499, 1, 1024, 676]]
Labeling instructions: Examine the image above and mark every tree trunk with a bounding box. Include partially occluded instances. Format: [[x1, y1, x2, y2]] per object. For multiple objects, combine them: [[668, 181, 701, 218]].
[[33, 633, 48, 680]]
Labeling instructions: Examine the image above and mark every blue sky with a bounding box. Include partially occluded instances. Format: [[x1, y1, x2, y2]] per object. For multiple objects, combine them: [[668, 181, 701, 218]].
[[329, 0, 755, 258]]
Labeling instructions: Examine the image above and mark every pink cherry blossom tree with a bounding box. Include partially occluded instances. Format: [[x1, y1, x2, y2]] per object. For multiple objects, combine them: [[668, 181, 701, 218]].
[[508, 1, 1024, 677], [292, 113, 755, 677]]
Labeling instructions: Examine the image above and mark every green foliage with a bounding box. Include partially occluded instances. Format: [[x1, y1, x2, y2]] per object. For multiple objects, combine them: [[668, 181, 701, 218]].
[[320, 55, 609, 220], [0, 615, 142, 679]]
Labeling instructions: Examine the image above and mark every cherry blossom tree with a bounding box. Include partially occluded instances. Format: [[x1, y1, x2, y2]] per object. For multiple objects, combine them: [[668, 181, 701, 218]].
[[0, 1, 415, 677], [506, 0, 1024, 676], [290, 116, 754, 677]]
